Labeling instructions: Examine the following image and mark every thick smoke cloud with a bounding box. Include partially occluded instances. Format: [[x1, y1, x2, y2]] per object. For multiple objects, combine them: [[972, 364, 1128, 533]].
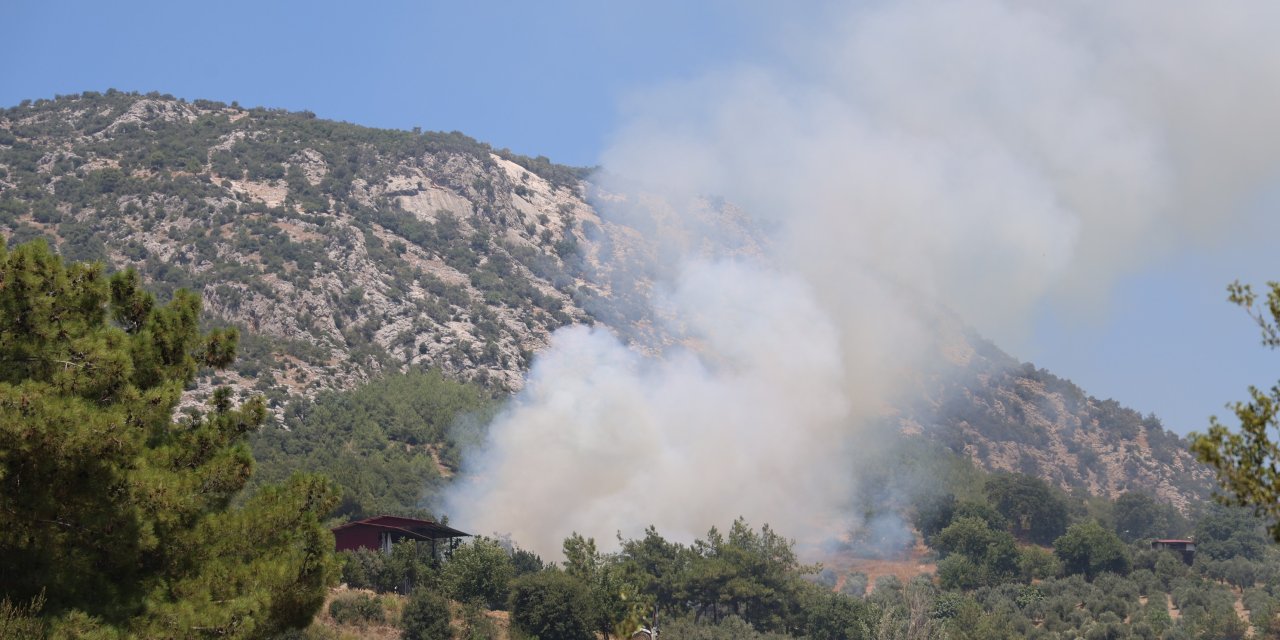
[[444, 0, 1280, 557], [447, 263, 859, 555]]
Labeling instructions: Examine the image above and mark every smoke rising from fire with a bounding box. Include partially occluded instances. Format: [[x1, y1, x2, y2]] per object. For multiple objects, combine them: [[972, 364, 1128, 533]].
[[444, 0, 1280, 557]]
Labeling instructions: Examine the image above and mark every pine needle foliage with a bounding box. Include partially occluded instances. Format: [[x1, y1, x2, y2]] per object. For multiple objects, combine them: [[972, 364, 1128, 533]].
[[0, 240, 338, 637]]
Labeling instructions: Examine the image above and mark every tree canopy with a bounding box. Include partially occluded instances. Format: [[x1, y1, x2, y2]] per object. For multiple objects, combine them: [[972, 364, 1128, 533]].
[[0, 240, 337, 637], [983, 473, 1068, 545], [1053, 521, 1131, 580], [1113, 491, 1186, 543], [251, 368, 494, 520], [932, 516, 1018, 589], [1192, 280, 1280, 541]]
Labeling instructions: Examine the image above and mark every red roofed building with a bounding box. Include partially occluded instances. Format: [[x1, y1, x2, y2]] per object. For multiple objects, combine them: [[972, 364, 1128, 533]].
[[332, 515, 470, 555]]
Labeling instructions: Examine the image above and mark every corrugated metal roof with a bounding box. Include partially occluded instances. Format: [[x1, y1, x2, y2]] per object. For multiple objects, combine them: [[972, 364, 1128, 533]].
[[332, 515, 471, 539]]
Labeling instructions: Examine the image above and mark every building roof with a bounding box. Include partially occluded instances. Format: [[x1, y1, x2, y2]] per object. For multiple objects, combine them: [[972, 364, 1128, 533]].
[[332, 515, 471, 540], [1152, 539, 1194, 544]]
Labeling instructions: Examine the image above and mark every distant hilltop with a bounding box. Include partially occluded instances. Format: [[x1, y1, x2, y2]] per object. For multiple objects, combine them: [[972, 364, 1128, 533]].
[[0, 91, 1211, 507]]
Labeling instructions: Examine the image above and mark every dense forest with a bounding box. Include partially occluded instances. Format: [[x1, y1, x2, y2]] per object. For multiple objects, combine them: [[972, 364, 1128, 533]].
[[0, 241, 336, 638], [249, 369, 497, 520], [238, 357, 1278, 638], [319, 475, 1278, 639]]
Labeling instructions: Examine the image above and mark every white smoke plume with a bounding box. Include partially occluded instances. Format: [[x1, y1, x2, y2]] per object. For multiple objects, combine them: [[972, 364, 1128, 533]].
[[444, 0, 1280, 557]]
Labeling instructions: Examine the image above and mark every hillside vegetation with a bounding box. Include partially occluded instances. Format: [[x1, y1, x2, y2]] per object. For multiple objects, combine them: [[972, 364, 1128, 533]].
[[0, 90, 598, 400], [0, 91, 1210, 510], [319, 489, 1280, 639]]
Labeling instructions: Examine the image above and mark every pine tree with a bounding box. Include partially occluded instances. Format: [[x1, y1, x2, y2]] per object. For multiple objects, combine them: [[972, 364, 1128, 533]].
[[0, 241, 338, 637]]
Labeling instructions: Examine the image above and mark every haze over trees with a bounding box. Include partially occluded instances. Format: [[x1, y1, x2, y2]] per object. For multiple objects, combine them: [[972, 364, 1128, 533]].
[[984, 473, 1069, 545]]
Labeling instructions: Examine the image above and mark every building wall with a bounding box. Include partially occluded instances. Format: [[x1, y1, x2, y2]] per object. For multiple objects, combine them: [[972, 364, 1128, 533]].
[[334, 525, 381, 552]]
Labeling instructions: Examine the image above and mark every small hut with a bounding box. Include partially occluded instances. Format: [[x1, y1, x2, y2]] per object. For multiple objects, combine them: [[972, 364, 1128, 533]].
[[1150, 539, 1196, 565], [332, 515, 470, 557]]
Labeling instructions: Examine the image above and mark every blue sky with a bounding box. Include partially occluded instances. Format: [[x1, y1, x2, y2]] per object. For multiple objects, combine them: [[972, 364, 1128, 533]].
[[2, 0, 768, 167], [3, 0, 1276, 436], [1030, 236, 1278, 436]]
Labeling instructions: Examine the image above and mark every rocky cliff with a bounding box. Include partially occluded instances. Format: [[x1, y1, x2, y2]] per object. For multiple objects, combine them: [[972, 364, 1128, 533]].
[[0, 91, 1211, 507]]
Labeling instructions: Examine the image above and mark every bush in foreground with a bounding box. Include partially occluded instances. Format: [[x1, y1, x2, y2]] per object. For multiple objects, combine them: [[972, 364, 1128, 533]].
[[509, 571, 595, 640], [401, 588, 451, 640]]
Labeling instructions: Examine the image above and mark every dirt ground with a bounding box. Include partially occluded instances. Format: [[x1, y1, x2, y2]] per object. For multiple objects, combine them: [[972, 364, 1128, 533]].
[[313, 585, 405, 640], [822, 539, 938, 595], [313, 585, 514, 640]]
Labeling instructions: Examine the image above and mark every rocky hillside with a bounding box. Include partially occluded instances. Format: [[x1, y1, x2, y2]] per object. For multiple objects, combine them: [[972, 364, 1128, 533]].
[[0, 91, 1211, 507], [0, 90, 608, 401], [900, 328, 1211, 512]]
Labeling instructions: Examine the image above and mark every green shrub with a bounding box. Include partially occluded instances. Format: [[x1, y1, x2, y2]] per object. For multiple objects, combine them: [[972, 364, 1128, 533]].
[[660, 614, 793, 640], [1017, 545, 1061, 581], [509, 571, 595, 640], [938, 554, 982, 591], [1054, 521, 1131, 580], [510, 547, 546, 577], [458, 599, 499, 640], [839, 572, 869, 598], [443, 537, 515, 609], [328, 592, 384, 626], [0, 594, 46, 639], [401, 588, 452, 640], [797, 586, 877, 640], [339, 543, 441, 594]]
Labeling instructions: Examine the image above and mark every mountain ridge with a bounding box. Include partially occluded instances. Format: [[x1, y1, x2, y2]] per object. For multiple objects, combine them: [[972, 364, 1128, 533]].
[[0, 90, 1211, 509]]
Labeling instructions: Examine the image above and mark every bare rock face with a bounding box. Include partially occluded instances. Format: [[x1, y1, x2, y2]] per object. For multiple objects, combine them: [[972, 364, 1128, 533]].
[[895, 325, 1212, 510], [0, 91, 1210, 507], [0, 91, 610, 404]]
